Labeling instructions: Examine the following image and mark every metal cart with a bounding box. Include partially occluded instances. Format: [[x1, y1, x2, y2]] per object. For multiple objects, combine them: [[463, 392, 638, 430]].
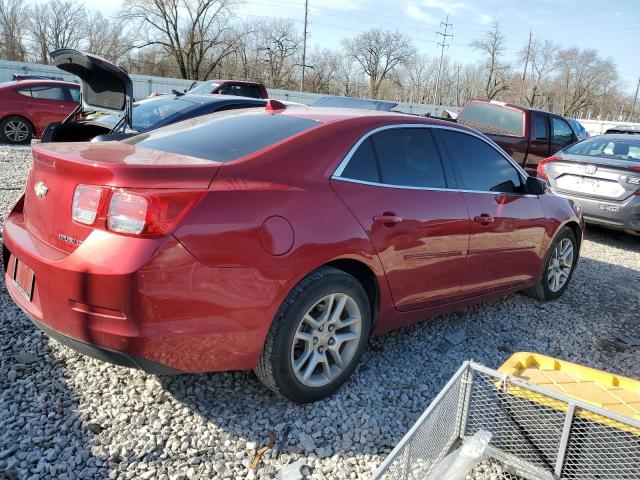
[[370, 359, 640, 480]]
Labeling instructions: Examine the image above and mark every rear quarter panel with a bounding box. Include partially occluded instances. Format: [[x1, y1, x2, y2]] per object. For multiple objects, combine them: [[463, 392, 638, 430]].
[[487, 133, 529, 166]]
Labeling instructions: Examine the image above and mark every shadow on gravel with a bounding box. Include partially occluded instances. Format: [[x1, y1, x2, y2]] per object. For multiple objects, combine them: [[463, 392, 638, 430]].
[[158, 229, 639, 471], [0, 287, 104, 478], [584, 224, 640, 252]]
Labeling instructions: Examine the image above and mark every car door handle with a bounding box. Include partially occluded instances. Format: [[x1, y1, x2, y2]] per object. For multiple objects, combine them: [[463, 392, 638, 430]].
[[473, 214, 495, 224], [373, 214, 403, 226]]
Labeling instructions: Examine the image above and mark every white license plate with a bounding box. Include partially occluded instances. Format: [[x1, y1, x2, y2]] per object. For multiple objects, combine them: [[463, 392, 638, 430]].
[[599, 203, 620, 212]]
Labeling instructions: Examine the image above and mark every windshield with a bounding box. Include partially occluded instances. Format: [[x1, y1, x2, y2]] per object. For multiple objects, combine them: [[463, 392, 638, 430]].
[[563, 137, 640, 162], [188, 81, 220, 94], [99, 96, 200, 131]]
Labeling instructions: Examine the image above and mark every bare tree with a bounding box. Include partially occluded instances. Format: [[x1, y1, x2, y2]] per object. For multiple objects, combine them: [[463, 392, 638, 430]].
[[303, 48, 340, 93], [28, 0, 86, 64], [470, 22, 509, 99], [0, 0, 29, 61], [342, 28, 415, 98], [259, 18, 301, 89], [122, 0, 242, 80], [554, 47, 618, 117], [83, 11, 130, 64], [520, 38, 558, 108]]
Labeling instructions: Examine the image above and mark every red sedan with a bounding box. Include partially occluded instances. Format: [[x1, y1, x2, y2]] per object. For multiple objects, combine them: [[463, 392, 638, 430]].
[[2, 105, 583, 402], [0, 79, 80, 144]]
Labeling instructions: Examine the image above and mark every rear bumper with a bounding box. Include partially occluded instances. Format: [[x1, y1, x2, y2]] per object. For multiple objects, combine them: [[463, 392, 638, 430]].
[[20, 306, 179, 375], [552, 191, 640, 232], [2, 203, 292, 373]]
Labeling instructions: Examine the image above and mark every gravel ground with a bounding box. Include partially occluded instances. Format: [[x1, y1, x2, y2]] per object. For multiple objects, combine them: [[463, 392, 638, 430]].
[[0, 143, 639, 480]]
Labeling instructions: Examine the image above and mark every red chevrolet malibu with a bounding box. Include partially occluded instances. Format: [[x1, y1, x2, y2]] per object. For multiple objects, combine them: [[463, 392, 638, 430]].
[[2, 105, 583, 402]]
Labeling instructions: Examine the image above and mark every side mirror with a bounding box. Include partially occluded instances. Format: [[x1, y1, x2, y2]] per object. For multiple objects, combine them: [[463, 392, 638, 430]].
[[526, 176, 546, 195]]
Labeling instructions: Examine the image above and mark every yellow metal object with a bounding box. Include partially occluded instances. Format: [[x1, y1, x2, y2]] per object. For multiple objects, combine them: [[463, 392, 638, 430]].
[[498, 352, 640, 434]]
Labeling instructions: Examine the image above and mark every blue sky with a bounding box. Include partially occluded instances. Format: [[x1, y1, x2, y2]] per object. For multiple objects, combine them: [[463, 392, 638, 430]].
[[77, 0, 640, 94]]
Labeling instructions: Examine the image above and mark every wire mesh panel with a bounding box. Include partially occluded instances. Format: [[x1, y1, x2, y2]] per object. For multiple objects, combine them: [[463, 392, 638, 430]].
[[371, 362, 640, 480], [372, 364, 468, 480]]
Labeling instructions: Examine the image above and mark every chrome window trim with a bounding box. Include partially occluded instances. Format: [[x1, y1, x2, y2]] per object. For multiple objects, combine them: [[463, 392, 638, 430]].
[[331, 123, 530, 192], [331, 176, 538, 198]]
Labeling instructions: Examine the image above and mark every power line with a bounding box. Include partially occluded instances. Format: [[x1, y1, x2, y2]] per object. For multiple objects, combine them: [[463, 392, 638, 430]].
[[432, 14, 453, 105]]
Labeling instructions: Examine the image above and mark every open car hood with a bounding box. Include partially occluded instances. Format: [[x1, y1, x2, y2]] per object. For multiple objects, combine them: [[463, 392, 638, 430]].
[[51, 49, 133, 115]]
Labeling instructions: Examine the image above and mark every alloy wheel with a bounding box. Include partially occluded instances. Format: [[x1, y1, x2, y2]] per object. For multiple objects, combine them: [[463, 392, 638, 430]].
[[4, 120, 30, 143], [290, 293, 362, 388], [547, 238, 574, 292]]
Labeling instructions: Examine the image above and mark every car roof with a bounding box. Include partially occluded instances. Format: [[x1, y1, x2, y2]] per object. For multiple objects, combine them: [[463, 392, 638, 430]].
[[0, 79, 79, 89], [276, 106, 457, 127], [199, 79, 263, 86], [135, 93, 267, 106], [595, 133, 640, 140]]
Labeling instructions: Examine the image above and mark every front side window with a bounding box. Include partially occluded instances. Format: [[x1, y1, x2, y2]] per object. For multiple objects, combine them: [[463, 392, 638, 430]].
[[340, 128, 447, 189], [441, 130, 524, 194], [552, 117, 573, 145]]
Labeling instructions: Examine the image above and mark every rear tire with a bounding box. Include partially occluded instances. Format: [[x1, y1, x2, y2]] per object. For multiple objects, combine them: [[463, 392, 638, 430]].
[[255, 267, 371, 403], [0, 116, 34, 144], [523, 227, 577, 301]]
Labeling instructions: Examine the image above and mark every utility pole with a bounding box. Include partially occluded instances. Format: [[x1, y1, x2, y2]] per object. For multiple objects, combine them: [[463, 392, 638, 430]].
[[455, 64, 461, 107], [629, 76, 640, 122], [432, 14, 453, 106], [300, 0, 309, 91], [521, 29, 532, 103]]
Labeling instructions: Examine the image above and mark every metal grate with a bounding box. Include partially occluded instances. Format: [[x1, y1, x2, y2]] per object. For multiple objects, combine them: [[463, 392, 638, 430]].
[[371, 362, 640, 480]]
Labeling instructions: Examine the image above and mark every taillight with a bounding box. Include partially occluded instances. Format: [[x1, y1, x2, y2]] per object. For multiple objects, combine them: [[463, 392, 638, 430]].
[[107, 189, 205, 237], [537, 156, 560, 180], [108, 192, 148, 235], [72, 185, 102, 225]]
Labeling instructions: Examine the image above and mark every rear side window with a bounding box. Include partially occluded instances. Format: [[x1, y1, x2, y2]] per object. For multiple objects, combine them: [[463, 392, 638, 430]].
[[68, 87, 80, 102], [341, 138, 380, 183], [441, 130, 524, 194], [125, 111, 321, 162], [218, 84, 261, 98], [340, 128, 447, 189], [533, 114, 548, 140], [458, 102, 524, 137], [17, 85, 67, 100], [552, 117, 573, 145]]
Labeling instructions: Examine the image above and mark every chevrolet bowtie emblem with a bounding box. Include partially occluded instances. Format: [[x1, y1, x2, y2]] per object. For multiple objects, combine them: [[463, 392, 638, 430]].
[[34, 181, 48, 198]]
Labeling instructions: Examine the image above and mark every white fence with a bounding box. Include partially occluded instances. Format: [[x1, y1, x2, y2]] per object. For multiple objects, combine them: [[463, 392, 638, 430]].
[[0, 59, 445, 116], [2, 59, 639, 131]]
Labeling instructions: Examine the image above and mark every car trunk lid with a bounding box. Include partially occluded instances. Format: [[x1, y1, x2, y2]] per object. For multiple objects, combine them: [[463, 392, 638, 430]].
[[51, 49, 132, 119], [24, 142, 220, 253], [547, 154, 640, 201]]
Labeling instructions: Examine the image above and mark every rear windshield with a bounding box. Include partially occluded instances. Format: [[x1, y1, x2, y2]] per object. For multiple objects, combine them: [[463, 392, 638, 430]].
[[100, 96, 200, 131], [458, 102, 524, 137], [124, 110, 321, 162], [563, 137, 640, 162]]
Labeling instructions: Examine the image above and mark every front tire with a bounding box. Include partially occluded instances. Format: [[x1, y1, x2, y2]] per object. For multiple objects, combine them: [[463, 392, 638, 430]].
[[255, 267, 371, 403], [524, 227, 578, 301], [0, 116, 34, 144]]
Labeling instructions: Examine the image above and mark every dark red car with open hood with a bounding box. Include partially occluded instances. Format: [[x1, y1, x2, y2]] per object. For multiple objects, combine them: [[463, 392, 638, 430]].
[[2, 104, 583, 402]]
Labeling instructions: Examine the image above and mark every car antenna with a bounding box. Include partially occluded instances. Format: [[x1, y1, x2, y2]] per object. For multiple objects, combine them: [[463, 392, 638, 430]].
[[265, 99, 287, 112]]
